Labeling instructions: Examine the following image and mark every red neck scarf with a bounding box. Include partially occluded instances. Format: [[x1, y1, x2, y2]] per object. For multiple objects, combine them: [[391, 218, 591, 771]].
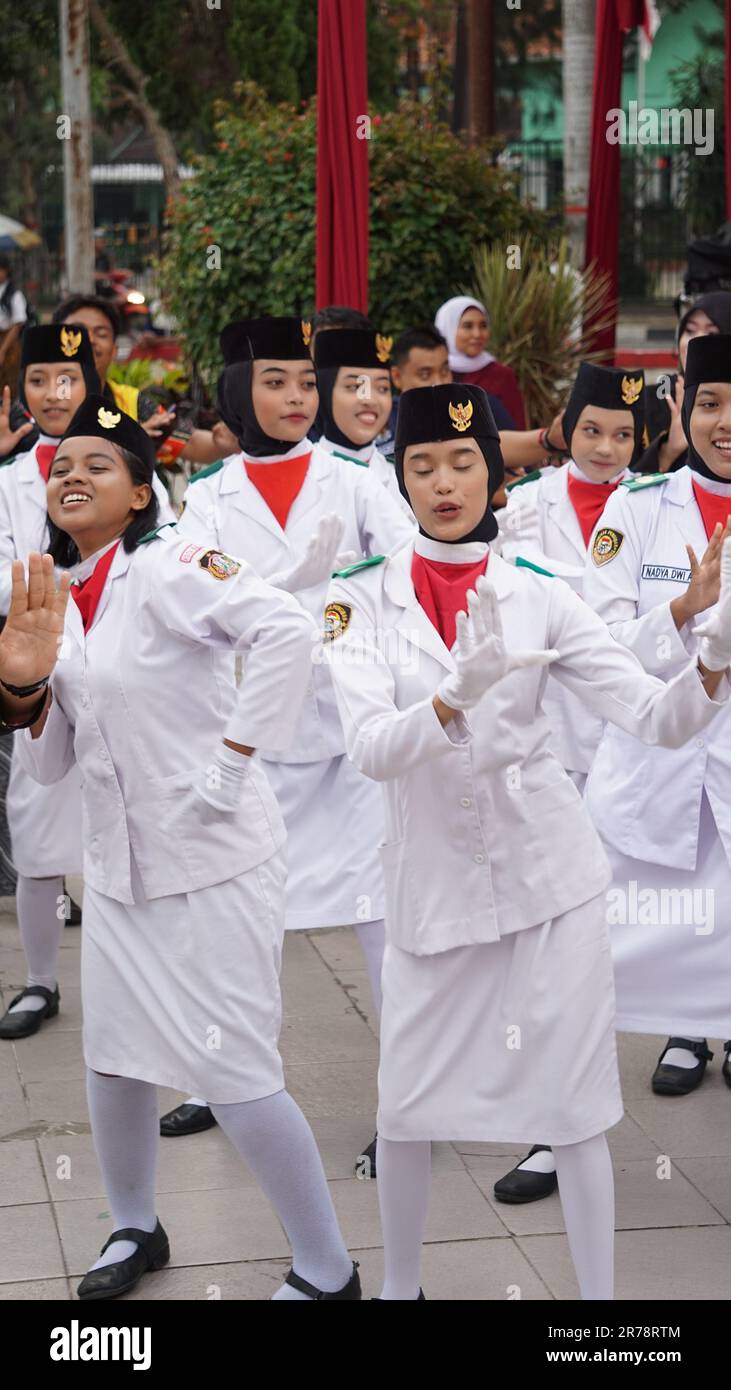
[[244, 452, 311, 530], [36, 443, 58, 482], [692, 477, 731, 540], [70, 541, 120, 633], [411, 550, 489, 651], [567, 471, 623, 547]]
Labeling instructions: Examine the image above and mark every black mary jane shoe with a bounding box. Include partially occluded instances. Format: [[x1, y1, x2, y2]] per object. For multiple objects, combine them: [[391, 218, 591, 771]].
[[159, 1102, 217, 1137], [281, 1261, 361, 1300], [355, 1133, 378, 1179], [0, 984, 60, 1040], [77, 1220, 170, 1301], [493, 1145, 557, 1205], [651, 1037, 713, 1096], [722, 1041, 731, 1091]]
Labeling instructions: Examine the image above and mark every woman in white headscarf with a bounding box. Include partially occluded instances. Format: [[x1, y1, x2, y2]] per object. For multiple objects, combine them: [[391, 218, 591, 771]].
[[435, 295, 526, 429]]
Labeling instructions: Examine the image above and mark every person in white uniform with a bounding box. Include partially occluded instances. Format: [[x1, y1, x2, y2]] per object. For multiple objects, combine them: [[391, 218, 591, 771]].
[[582, 332, 731, 1099], [0, 326, 171, 1042], [494, 364, 646, 1202], [312, 326, 414, 514], [0, 395, 360, 1302], [323, 383, 731, 1301], [165, 317, 414, 1165]]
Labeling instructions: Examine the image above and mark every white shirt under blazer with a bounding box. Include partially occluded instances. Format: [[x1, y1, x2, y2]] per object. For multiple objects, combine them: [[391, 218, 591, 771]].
[[324, 538, 729, 957], [583, 466, 731, 870]]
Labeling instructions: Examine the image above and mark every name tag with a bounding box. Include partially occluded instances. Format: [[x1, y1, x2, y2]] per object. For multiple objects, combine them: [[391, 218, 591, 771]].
[[641, 563, 691, 582]]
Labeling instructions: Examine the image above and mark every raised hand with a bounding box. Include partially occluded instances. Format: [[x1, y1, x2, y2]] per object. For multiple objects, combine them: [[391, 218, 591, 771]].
[[0, 553, 70, 690], [693, 535, 731, 672], [437, 574, 560, 711], [673, 518, 731, 629], [0, 385, 34, 457], [269, 513, 347, 593]]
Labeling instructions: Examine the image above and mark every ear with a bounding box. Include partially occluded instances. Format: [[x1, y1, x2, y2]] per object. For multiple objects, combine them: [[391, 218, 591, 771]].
[[130, 483, 152, 513], [390, 364, 403, 390]]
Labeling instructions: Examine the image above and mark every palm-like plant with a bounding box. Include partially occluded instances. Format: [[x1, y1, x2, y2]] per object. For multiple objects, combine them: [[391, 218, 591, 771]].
[[465, 236, 616, 426]]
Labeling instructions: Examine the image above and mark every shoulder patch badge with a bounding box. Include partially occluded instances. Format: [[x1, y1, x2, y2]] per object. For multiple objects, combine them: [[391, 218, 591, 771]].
[[332, 554, 385, 579], [323, 601, 352, 642], [592, 526, 624, 566], [198, 549, 241, 580]]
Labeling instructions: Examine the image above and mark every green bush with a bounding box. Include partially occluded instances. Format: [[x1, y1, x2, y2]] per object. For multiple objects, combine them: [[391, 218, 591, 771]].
[[160, 83, 551, 384]]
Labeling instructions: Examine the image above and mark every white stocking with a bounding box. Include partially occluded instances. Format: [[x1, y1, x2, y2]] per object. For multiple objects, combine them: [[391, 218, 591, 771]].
[[86, 1070, 159, 1270], [10, 875, 65, 1012], [376, 1136, 431, 1300], [353, 918, 385, 1019], [553, 1132, 615, 1300]]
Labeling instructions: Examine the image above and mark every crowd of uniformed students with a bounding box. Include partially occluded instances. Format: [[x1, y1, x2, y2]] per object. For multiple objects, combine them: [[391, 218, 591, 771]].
[[0, 290, 729, 1302]]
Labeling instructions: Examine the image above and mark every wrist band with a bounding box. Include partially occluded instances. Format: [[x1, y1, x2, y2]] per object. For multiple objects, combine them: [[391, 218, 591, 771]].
[[0, 675, 49, 698], [540, 428, 564, 454], [0, 687, 49, 731]]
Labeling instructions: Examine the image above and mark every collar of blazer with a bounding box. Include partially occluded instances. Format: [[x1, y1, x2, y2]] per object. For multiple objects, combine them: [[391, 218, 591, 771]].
[[623, 465, 708, 555], [64, 538, 133, 650], [381, 539, 513, 672], [217, 443, 329, 542]]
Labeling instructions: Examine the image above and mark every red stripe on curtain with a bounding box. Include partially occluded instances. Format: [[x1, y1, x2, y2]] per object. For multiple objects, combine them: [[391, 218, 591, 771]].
[[315, 0, 369, 312]]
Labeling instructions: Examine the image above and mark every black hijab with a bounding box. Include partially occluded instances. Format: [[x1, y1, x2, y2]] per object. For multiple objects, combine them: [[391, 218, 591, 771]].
[[394, 384, 504, 544], [313, 328, 393, 450], [217, 316, 315, 458], [562, 362, 646, 467], [681, 334, 731, 482]]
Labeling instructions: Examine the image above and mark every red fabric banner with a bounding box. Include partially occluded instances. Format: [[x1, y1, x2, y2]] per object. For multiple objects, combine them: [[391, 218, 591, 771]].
[[315, 0, 369, 312]]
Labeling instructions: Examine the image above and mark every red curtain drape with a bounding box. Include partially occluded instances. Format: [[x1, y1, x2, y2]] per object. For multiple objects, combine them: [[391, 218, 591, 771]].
[[584, 0, 645, 358], [726, 0, 731, 218], [315, 0, 369, 312]]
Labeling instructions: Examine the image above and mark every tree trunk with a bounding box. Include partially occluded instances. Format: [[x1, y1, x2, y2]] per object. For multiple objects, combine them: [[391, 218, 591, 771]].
[[466, 0, 494, 141], [59, 0, 95, 292], [562, 0, 595, 268], [88, 0, 181, 204]]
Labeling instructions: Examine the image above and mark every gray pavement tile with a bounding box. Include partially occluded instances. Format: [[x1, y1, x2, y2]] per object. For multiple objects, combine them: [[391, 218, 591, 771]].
[[358, 1238, 553, 1301], [0, 1203, 66, 1282], [327, 966, 379, 1034], [673, 1156, 731, 1223], [306, 926, 368, 973], [25, 1076, 89, 1126], [279, 1009, 378, 1064], [625, 1082, 731, 1157], [519, 1226, 731, 1301], [11, 1028, 85, 1084], [0, 1277, 71, 1299], [40, 1129, 260, 1202], [327, 1169, 507, 1250], [285, 1059, 378, 1118], [0, 1141, 47, 1207]]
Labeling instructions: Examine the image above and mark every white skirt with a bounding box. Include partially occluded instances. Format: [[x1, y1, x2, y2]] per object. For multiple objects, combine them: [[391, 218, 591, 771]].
[[261, 753, 385, 930], [81, 851, 287, 1103], [605, 794, 731, 1037], [7, 741, 83, 877], [377, 892, 622, 1145]]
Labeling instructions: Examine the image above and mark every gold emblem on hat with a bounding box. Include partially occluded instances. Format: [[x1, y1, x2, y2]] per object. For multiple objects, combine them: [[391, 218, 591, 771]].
[[97, 407, 121, 429], [375, 333, 393, 364], [301, 319, 312, 348], [449, 399, 474, 432], [621, 375, 643, 406], [60, 327, 82, 358]]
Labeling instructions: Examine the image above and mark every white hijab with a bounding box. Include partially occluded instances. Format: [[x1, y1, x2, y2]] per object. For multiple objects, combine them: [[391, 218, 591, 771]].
[[435, 295, 495, 374]]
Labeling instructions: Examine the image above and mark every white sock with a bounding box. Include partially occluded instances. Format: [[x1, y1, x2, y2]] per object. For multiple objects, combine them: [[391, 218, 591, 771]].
[[182, 1097, 208, 1107], [86, 1070, 159, 1271], [517, 1147, 556, 1175], [376, 1136, 431, 1300], [353, 918, 385, 1018], [662, 1038, 706, 1070], [10, 875, 64, 1013], [553, 1132, 614, 1300], [209, 1089, 352, 1300]]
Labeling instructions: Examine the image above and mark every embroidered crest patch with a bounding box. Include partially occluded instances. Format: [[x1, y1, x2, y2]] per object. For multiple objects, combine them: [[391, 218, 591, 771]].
[[323, 601, 352, 642], [591, 527, 624, 566], [198, 549, 241, 580]]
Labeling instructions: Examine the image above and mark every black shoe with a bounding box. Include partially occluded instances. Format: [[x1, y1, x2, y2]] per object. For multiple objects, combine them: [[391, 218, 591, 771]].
[[651, 1037, 713, 1096], [0, 984, 60, 1040], [372, 1290, 426, 1300], [494, 1145, 557, 1204], [281, 1261, 361, 1300], [159, 1102, 217, 1137], [355, 1133, 377, 1179], [722, 1041, 731, 1091], [77, 1220, 170, 1301], [65, 897, 82, 928]]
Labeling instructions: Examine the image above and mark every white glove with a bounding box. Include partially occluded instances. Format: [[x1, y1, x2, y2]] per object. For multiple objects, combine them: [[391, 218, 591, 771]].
[[693, 535, 731, 672], [195, 744, 251, 818], [437, 575, 560, 711], [269, 514, 347, 592]]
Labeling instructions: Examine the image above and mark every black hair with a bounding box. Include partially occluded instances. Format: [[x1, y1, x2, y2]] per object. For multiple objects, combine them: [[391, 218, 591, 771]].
[[52, 294, 121, 340], [0, 254, 12, 276], [45, 445, 159, 567], [392, 324, 448, 366], [311, 305, 373, 333]]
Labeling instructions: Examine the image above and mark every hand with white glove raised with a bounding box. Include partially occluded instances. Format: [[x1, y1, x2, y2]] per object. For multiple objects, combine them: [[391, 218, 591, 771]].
[[195, 743, 252, 822], [436, 575, 560, 712], [693, 535, 731, 672], [269, 513, 349, 593]]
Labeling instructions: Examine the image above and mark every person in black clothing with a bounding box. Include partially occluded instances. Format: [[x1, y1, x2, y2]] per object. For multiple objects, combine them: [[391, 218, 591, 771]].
[[636, 292, 731, 475]]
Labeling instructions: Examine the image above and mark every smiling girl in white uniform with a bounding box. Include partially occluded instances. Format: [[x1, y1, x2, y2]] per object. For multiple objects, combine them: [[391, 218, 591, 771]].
[[0, 396, 359, 1301], [323, 383, 731, 1300]]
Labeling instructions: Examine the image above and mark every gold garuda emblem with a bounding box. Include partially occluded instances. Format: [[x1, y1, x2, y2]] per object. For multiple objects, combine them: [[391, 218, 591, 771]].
[[98, 407, 121, 429], [449, 399, 473, 432], [375, 333, 393, 364], [301, 319, 312, 348], [621, 375, 643, 406], [60, 327, 82, 358]]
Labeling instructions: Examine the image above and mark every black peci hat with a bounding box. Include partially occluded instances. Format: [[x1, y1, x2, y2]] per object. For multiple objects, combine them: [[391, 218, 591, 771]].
[[220, 316, 314, 365], [395, 382, 500, 454], [562, 362, 645, 462], [314, 329, 393, 370], [683, 333, 731, 388], [58, 394, 156, 476], [21, 323, 96, 371]]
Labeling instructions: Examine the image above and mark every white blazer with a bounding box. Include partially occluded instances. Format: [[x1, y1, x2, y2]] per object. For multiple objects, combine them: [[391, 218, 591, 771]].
[[583, 465, 731, 869], [317, 435, 415, 519], [178, 442, 415, 761], [324, 540, 728, 956], [0, 439, 176, 614], [497, 463, 630, 774], [18, 529, 316, 904]]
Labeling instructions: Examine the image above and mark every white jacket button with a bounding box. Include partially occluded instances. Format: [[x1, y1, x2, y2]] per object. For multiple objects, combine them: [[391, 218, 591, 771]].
[[460, 797, 472, 808], [474, 853, 485, 864]]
